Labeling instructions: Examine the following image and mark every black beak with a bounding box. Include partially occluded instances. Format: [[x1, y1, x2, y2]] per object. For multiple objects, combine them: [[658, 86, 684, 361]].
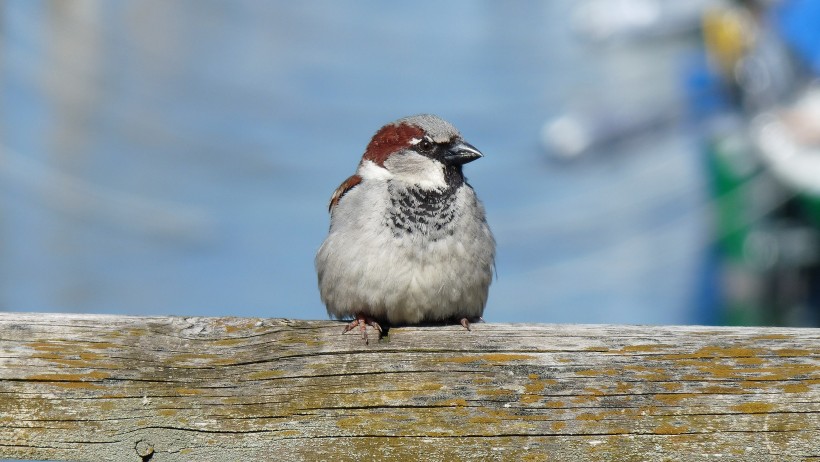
[[443, 141, 483, 166]]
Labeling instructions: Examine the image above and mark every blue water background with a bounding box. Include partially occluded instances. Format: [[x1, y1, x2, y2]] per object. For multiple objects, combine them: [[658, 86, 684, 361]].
[[1, 1, 708, 325]]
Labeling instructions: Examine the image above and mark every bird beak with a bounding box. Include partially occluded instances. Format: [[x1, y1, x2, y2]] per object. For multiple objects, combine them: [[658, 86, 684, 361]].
[[444, 141, 483, 166]]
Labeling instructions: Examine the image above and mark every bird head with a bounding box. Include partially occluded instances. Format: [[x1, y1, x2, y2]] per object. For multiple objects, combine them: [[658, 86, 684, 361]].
[[359, 114, 483, 190]]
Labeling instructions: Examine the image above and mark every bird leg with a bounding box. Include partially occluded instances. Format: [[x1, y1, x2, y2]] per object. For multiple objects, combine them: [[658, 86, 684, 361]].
[[460, 316, 485, 332], [342, 314, 383, 345]]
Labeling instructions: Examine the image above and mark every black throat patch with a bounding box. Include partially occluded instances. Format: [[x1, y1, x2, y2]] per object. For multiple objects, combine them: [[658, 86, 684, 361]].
[[386, 167, 464, 240]]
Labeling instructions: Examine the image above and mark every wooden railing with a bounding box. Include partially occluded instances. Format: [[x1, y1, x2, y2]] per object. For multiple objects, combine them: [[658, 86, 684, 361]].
[[1, 313, 819, 461]]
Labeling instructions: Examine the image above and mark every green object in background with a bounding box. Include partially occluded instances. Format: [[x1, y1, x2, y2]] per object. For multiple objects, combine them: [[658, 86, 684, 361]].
[[706, 133, 759, 263], [800, 193, 820, 229], [705, 130, 778, 326], [705, 130, 791, 267], [706, 127, 820, 327]]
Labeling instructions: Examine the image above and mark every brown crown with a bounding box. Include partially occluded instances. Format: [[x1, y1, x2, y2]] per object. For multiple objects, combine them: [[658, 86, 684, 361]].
[[361, 122, 425, 166]]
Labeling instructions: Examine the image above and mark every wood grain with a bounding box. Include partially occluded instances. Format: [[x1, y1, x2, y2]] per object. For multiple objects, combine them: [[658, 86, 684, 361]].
[[1, 313, 819, 461]]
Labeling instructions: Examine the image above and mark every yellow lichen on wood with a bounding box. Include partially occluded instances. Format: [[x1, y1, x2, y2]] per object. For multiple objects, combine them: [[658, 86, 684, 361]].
[[730, 402, 776, 414], [1, 314, 819, 462], [782, 383, 810, 393]]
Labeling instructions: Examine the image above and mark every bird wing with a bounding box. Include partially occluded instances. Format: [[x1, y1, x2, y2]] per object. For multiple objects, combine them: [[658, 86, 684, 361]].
[[328, 174, 362, 212]]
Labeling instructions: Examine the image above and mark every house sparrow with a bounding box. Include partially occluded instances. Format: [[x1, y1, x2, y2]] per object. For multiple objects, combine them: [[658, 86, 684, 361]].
[[315, 114, 495, 343]]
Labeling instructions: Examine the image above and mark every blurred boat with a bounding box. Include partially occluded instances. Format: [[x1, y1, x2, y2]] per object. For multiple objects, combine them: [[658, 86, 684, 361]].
[[542, 0, 721, 160], [541, 102, 681, 160], [547, 0, 820, 326], [701, 0, 820, 326]]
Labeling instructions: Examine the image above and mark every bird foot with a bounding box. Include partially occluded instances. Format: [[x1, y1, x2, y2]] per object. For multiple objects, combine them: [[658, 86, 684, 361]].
[[342, 315, 383, 345], [460, 317, 485, 332]]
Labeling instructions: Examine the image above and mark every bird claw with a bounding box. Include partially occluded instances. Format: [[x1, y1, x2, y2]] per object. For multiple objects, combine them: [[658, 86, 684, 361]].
[[342, 315, 382, 345]]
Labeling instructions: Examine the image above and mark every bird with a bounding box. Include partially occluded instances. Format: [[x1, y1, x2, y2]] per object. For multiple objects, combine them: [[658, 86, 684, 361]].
[[315, 114, 495, 344]]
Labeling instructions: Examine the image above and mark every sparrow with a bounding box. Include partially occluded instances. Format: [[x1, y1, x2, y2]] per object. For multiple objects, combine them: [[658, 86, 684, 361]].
[[315, 114, 495, 343]]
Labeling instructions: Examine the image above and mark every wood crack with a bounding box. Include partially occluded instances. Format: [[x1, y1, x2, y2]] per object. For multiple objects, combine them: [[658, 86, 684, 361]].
[[2, 313, 819, 461]]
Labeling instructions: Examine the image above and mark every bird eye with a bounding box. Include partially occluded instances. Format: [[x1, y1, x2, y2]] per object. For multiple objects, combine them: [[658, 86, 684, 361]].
[[418, 138, 434, 153]]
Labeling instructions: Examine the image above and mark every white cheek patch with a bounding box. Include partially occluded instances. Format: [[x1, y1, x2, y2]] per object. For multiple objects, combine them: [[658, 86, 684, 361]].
[[358, 160, 393, 180], [384, 152, 447, 190]]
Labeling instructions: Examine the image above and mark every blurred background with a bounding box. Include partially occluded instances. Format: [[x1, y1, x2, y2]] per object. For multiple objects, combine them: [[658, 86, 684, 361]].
[[2, 0, 820, 327]]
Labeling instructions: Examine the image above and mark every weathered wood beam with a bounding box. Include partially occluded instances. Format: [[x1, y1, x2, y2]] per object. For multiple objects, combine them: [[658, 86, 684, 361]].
[[1, 313, 819, 461]]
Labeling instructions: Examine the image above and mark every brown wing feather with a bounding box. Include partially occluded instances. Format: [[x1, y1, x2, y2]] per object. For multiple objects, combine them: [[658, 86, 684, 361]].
[[328, 174, 362, 212]]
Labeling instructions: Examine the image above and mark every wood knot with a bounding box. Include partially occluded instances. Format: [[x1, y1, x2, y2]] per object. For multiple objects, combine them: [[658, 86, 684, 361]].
[[135, 440, 154, 461]]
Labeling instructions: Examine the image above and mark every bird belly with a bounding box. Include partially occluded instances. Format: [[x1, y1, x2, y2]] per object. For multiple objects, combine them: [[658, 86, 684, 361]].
[[317, 229, 491, 325]]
